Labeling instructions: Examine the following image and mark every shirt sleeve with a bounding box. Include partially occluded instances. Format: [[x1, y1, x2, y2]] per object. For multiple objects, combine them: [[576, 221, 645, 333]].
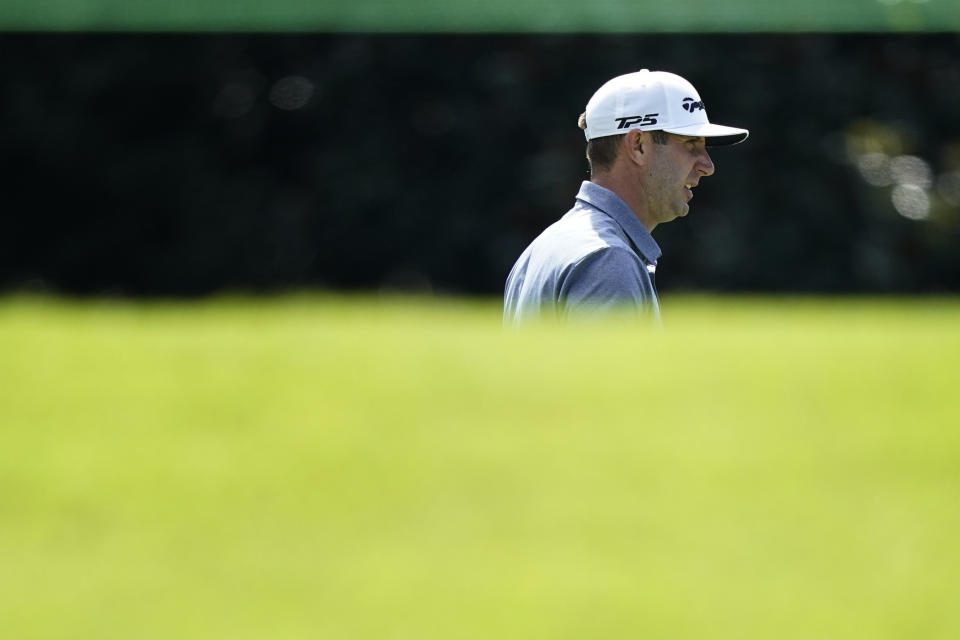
[[557, 246, 656, 319]]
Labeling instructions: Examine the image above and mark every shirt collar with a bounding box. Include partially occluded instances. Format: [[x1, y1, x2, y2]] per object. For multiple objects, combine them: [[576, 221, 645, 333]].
[[575, 181, 662, 264]]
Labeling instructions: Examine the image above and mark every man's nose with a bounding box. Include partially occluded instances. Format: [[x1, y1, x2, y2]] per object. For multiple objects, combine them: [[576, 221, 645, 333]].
[[698, 150, 715, 177]]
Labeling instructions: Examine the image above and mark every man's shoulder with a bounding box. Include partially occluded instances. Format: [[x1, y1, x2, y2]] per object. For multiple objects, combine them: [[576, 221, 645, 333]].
[[532, 204, 634, 262], [504, 199, 655, 326]]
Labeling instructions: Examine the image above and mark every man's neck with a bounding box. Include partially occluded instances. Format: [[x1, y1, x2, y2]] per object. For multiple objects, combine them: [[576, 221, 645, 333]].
[[590, 173, 656, 232]]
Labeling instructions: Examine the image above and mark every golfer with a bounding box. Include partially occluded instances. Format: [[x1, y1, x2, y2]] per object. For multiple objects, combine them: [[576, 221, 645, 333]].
[[503, 69, 748, 325]]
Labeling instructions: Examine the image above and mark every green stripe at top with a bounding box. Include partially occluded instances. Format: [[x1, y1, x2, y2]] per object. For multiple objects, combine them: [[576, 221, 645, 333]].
[[2, 0, 958, 31]]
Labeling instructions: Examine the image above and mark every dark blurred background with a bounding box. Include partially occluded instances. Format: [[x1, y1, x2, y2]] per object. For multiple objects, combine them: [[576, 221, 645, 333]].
[[2, 34, 959, 296]]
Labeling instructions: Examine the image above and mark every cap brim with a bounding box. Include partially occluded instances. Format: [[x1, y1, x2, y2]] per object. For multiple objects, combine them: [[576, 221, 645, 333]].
[[662, 122, 749, 147]]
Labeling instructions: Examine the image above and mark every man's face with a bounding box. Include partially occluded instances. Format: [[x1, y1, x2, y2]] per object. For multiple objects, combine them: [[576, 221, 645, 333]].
[[642, 133, 715, 226]]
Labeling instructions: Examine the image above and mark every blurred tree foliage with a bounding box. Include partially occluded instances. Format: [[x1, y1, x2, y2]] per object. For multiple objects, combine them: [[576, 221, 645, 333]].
[[1, 34, 958, 296]]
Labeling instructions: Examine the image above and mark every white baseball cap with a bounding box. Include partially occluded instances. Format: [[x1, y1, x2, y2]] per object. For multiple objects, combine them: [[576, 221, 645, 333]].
[[583, 69, 749, 146]]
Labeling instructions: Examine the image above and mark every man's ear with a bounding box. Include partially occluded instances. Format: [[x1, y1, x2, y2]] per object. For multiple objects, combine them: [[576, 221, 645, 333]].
[[623, 130, 648, 166]]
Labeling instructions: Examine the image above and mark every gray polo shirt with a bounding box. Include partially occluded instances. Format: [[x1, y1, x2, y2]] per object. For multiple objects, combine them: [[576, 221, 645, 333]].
[[503, 181, 662, 325]]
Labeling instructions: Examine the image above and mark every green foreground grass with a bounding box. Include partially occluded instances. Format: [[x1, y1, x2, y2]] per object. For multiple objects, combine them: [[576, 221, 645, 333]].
[[2, 294, 959, 639]]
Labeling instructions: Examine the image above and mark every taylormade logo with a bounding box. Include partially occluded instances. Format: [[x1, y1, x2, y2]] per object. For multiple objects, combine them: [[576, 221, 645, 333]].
[[681, 97, 705, 113], [615, 114, 659, 129]]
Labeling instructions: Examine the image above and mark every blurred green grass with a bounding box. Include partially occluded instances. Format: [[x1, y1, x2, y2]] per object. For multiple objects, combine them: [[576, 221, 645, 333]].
[[1, 294, 958, 639]]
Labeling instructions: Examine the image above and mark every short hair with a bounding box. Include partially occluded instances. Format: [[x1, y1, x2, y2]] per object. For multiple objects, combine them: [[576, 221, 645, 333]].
[[578, 112, 668, 175]]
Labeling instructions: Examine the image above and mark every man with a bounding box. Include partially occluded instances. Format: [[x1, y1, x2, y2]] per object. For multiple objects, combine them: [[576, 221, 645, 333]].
[[503, 69, 748, 325]]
